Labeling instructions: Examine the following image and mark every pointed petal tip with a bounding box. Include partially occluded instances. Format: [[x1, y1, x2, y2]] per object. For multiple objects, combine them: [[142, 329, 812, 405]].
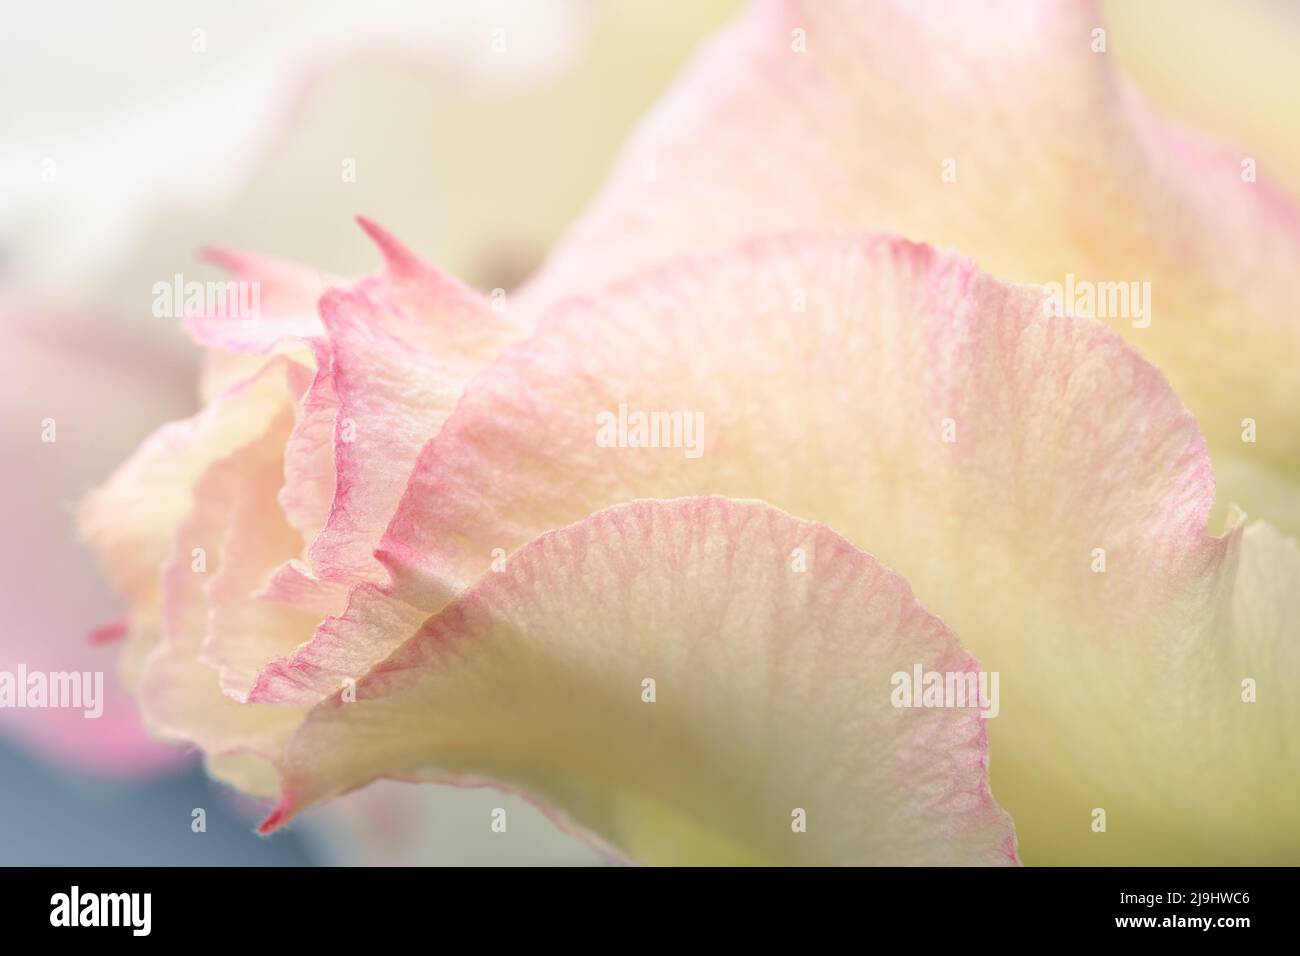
[[257, 798, 292, 835], [89, 618, 129, 645], [355, 215, 423, 276], [354, 215, 495, 316]]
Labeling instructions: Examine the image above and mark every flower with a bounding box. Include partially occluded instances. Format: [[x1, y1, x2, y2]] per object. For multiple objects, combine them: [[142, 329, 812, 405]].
[[80, 0, 1298, 864]]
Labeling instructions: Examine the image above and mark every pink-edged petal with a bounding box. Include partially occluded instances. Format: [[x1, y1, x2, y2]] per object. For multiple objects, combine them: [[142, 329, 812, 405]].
[[250, 584, 427, 707], [183, 249, 341, 542], [523, 0, 1300, 534], [379, 234, 1297, 862], [266, 497, 1018, 866], [190, 223, 537, 716], [185, 248, 333, 355], [1105, 0, 1300, 199], [384, 234, 1214, 607], [306, 223, 528, 585], [304, 290, 457, 584], [189, 221, 530, 611], [185, 254, 330, 406], [277, 357, 339, 549], [258, 560, 351, 619]]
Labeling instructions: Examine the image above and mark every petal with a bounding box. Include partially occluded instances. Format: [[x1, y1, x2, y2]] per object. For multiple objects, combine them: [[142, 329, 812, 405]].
[[523, 0, 1300, 534], [185, 248, 332, 355], [137, 405, 306, 768], [84, 356, 314, 783], [267, 497, 1019, 866], [1105, 0, 1300, 198], [383, 235, 1215, 608], [185, 250, 340, 541], [258, 560, 351, 619], [278, 359, 339, 550], [380, 234, 1297, 862], [189, 221, 531, 608], [125, 222, 537, 730], [306, 221, 528, 585], [249, 584, 427, 707], [210, 223, 536, 711], [200, 448, 320, 702], [79, 356, 312, 615]]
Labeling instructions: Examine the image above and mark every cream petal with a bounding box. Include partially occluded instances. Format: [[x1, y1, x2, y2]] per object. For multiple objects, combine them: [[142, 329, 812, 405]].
[[267, 497, 1019, 866], [200, 449, 320, 702], [137, 388, 305, 762], [522, 0, 1300, 534], [80, 357, 312, 616], [183, 247, 338, 541]]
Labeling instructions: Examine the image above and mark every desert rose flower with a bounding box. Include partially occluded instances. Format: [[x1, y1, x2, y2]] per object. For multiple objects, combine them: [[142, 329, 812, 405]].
[[86, 227, 1038, 864], [83, 228, 1297, 864], [79, 0, 1298, 865]]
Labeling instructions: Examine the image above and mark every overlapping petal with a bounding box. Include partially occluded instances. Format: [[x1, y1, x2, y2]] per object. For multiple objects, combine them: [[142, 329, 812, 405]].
[[306, 222, 526, 586], [250, 584, 426, 708], [523, 0, 1300, 535], [81, 218, 540, 798], [374, 233, 1296, 862], [79, 356, 312, 621], [189, 221, 530, 595], [266, 497, 1019, 866], [219, 224, 533, 709], [132, 359, 312, 793], [185, 251, 339, 537]]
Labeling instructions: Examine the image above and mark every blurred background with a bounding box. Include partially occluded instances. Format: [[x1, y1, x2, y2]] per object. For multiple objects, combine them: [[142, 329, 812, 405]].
[[1, 0, 1296, 865]]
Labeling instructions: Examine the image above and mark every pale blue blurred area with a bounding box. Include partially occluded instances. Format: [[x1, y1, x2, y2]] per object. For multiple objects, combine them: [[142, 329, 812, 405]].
[[0, 737, 318, 866]]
